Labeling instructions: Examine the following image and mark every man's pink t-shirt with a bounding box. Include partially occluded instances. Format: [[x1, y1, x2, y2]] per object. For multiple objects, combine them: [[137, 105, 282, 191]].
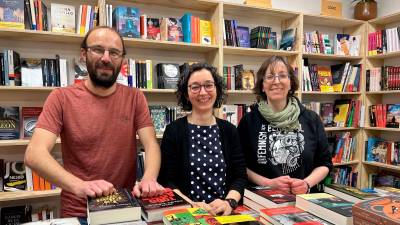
[[36, 82, 153, 217]]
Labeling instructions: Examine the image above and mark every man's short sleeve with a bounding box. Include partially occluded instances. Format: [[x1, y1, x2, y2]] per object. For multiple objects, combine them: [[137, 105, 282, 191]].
[[134, 90, 153, 130], [35, 89, 64, 135]]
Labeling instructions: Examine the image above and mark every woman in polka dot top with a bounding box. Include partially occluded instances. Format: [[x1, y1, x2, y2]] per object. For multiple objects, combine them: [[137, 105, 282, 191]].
[[158, 63, 247, 216]]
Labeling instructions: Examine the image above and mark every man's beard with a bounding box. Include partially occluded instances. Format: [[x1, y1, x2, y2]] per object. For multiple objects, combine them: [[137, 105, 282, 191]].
[[87, 60, 121, 88]]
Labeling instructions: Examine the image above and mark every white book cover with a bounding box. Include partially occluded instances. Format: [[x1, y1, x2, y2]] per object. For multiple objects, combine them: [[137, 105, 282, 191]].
[[51, 3, 75, 33], [59, 58, 68, 87]]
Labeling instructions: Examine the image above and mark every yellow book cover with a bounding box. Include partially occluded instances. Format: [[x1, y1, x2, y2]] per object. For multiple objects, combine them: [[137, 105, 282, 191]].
[[333, 102, 350, 127], [215, 214, 256, 224], [199, 20, 212, 45], [297, 193, 334, 200], [51, 3, 76, 33], [318, 66, 334, 92]]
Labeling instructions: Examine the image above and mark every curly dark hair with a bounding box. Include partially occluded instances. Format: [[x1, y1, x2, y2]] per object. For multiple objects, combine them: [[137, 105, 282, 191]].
[[176, 63, 226, 111], [80, 26, 127, 56], [254, 56, 299, 101]]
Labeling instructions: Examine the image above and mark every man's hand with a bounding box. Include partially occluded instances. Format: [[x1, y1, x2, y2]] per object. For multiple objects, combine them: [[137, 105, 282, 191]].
[[290, 178, 309, 195], [133, 178, 164, 198], [209, 199, 232, 216], [72, 180, 115, 198], [265, 175, 292, 193]]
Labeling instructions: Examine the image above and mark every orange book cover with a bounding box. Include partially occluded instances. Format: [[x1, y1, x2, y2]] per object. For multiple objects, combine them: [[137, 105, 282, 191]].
[[32, 170, 40, 191], [44, 179, 52, 190], [80, 5, 88, 34], [39, 176, 45, 191], [191, 16, 195, 43]]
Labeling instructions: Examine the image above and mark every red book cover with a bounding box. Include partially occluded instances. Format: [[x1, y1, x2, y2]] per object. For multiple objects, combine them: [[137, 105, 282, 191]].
[[22, 107, 42, 139], [137, 188, 190, 211]]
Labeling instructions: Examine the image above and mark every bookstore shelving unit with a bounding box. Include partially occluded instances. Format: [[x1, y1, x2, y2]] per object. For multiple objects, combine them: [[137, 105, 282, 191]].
[[362, 12, 400, 189], [299, 13, 366, 188], [1, 0, 399, 213]]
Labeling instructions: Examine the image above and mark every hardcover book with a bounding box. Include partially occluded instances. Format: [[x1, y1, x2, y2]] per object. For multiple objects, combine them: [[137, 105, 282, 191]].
[[260, 205, 333, 225], [112, 6, 140, 38], [279, 28, 296, 51], [87, 188, 141, 225], [50, 3, 75, 33], [0, 0, 24, 29], [4, 161, 26, 191], [22, 107, 43, 138], [1, 205, 31, 225], [156, 63, 180, 89], [0, 106, 20, 140], [324, 184, 379, 203], [296, 193, 353, 225], [147, 18, 161, 40], [244, 186, 296, 208], [137, 188, 191, 222], [352, 196, 400, 225], [236, 26, 250, 48]]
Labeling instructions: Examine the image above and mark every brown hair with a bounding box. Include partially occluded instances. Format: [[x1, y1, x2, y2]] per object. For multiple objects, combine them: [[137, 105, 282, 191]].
[[253, 56, 298, 101]]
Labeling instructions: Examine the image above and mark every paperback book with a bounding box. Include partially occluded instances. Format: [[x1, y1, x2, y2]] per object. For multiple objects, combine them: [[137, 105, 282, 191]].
[[244, 186, 295, 208]]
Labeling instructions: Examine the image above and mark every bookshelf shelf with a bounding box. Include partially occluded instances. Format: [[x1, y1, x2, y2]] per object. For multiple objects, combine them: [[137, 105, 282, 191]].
[[0, 138, 61, 147], [365, 90, 400, 95], [367, 51, 400, 59], [0, 189, 61, 202], [223, 3, 299, 20], [125, 38, 219, 53], [117, 0, 219, 11], [302, 53, 363, 60], [0, 86, 56, 92], [0, 28, 84, 44], [363, 161, 400, 172], [333, 160, 360, 166], [302, 91, 361, 95], [303, 14, 364, 28], [223, 47, 299, 57], [364, 127, 400, 132], [368, 11, 400, 25], [324, 127, 359, 131]]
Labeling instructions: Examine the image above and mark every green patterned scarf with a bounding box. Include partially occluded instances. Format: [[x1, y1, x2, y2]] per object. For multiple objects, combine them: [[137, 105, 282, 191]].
[[258, 96, 301, 131]]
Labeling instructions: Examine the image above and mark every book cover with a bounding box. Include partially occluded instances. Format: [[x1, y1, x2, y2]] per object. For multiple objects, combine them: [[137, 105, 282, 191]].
[[0, 106, 20, 140], [279, 28, 296, 51], [386, 104, 400, 128], [320, 102, 334, 127], [1, 205, 31, 225], [4, 161, 26, 191], [236, 26, 250, 48], [139, 188, 191, 222], [325, 184, 379, 202], [147, 18, 161, 40], [268, 31, 277, 49], [241, 70, 255, 90], [245, 186, 296, 206], [0, 0, 24, 29], [199, 19, 212, 45], [21, 58, 43, 87], [50, 3, 75, 33], [261, 206, 333, 225], [333, 99, 351, 127], [22, 107, 42, 138], [149, 105, 167, 135], [112, 6, 140, 38], [297, 193, 353, 217], [317, 66, 334, 92], [352, 196, 400, 225], [87, 188, 141, 225], [156, 63, 180, 89], [163, 208, 213, 225], [167, 18, 183, 42]]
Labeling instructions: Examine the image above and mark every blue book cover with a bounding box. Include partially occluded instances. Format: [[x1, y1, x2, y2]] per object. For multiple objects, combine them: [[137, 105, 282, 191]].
[[0, 106, 20, 140], [236, 26, 250, 48], [112, 6, 140, 38], [181, 13, 192, 43], [0, 0, 24, 29]]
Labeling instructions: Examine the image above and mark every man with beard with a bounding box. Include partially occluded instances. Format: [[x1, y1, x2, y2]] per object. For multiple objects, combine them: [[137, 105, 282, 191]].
[[24, 26, 164, 222]]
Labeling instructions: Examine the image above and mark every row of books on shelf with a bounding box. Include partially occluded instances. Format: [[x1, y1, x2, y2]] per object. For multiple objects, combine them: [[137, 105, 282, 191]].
[[0, 160, 57, 192], [303, 31, 361, 56], [223, 65, 255, 91], [328, 166, 358, 187], [223, 19, 295, 51], [0, 50, 67, 87], [0, 106, 42, 140], [244, 185, 400, 225], [368, 27, 400, 56], [368, 103, 400, 128], [369, 171, 400, 189], [366, 137, 400, 166], [329, 132, 357, 164], [366, 66, 400, 92], [302, 60, 362, 92], [303, 99, 363, 128]]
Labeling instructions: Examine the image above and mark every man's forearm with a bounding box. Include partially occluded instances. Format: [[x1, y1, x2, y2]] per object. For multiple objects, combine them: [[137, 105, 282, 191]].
[[142, 142, 161, 180]]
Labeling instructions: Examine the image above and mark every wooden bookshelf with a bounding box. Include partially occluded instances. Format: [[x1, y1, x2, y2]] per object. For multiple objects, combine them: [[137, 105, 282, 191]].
[[302, 53, 363, 60], [224, 47, 299, 57], [363, 161, 400, 172], [0, 189, 61, 202], [0, 138, 61, 147], [302, 91, 362, 95], [324, 127, 359, 131], [333, 160, 360, 166], [367, 51, 400, 59], [302, 14, 365, 28], [365, 90, 400, 95]]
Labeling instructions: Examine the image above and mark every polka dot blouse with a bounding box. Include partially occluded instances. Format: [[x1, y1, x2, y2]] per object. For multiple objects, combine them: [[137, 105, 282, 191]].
[[188, 123, 227, 203]]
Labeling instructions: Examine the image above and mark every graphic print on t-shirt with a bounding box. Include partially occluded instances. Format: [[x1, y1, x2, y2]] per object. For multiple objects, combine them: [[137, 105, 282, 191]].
[[257, 124, 305, 174]]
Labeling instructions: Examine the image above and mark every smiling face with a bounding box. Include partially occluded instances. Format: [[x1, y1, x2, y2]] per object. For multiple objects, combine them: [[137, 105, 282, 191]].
[[262, 61, 291, 105], [187, 69, 217, 114], [82, 28, 124, 88]]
